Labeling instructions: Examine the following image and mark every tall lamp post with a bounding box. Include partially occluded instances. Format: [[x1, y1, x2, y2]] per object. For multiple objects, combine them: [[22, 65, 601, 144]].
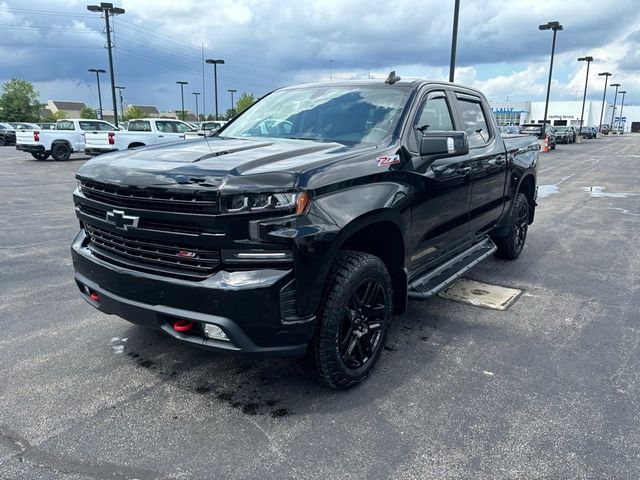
[[597, 72, 612, 133], [192, 92, 200, 121], [115, 85, 125, 123], [176, 81, 188, 121], [609, 83, 621, 132], [205, 59, 225, 120], [88, 68, 106, 119], [449, 0, 461, 82], [618, 91, 627, 134], [539, 21, 563, 132], [87, 2, 125, 128], [228, 89, 237, 115], [577, 56, 593, 136]]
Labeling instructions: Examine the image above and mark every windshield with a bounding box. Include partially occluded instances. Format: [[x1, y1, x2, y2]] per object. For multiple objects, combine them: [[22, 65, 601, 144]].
[[222, 85, 410, 145]]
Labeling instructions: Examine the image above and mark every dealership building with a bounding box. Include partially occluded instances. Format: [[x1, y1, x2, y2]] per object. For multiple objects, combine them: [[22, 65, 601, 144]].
[[490, 100, 640, 133]]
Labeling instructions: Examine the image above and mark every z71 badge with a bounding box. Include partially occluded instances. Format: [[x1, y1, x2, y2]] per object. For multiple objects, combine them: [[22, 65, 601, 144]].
[[377, 154, 401, 167]]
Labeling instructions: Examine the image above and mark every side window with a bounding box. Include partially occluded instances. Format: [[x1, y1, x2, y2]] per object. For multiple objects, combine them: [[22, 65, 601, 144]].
[[414, 96, 454, 132], [129, 120, 151, 132], [57, 121, 75, 131], [96, 122, 113, 131], [456, 98, 491, 148], [79, 121, 95, 131], [155, 121, 173, 133], [173, 122, 191, 133]]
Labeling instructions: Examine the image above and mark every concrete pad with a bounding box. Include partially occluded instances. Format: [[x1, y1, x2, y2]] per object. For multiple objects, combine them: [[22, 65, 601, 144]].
[[438, 278, 522, 310]]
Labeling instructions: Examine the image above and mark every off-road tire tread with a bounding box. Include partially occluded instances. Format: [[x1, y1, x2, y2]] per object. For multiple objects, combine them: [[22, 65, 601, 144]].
[[493, 193, 529, 260], [300, 250, 392, 390]]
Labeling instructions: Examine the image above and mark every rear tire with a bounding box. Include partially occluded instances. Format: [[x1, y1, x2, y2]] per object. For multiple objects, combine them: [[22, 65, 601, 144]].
[[493, 193, 530, 260], [51, 143, 71, 161], [31, 152, 50, 161], [300, 251, 392, 389], [0, 136, 6, 146]]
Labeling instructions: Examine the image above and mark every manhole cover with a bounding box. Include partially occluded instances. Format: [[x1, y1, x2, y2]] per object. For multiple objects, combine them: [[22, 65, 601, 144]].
[[438, 278, 522, 310]]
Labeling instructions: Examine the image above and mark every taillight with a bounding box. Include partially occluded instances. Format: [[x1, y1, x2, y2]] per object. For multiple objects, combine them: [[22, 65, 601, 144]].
[[108, 132, 115, 145], [33, 131, 39, 141]]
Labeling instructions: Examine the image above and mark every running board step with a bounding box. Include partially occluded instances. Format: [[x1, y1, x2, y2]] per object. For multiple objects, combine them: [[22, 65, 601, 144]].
[[408, 238, 497, 299]]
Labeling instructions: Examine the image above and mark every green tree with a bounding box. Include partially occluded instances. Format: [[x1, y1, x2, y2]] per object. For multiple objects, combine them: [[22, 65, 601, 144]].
[[206, 114, 215, 121], [80, 106, 97, 119], [235, 93, 255, 115], [224, 108, 237, 120], [42, 110, 68, 122], [123, 105, 145, 121], [0, 78, 43, 122]]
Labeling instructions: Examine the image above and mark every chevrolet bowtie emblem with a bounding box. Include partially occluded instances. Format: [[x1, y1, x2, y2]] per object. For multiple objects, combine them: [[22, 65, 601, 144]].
[[106, 209, 140, 230]]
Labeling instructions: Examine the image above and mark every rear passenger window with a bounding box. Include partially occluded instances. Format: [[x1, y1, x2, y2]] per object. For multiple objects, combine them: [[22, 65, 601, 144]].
[[456, 98, 491, 147], [414, 96, 454, 132], [128, 120, 151, 132]]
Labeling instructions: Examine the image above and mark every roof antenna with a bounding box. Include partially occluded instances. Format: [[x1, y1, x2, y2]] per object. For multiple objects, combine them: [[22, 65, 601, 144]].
[[385, 71, 401, 85]]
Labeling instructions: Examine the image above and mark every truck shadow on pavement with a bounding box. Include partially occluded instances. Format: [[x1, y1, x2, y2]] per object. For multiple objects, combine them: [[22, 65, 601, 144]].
[[115, 300, 490, 419]]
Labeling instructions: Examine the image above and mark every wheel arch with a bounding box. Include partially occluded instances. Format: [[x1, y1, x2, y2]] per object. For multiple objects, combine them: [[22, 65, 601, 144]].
[[128, 142, 146, 149]]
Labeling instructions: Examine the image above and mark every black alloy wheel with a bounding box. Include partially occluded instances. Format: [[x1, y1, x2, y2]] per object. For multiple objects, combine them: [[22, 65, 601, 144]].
[[301, 251, 392, 389], [340, 278, 386, 369], [493, 192, 530, 260], [51, 143, 71, 161]]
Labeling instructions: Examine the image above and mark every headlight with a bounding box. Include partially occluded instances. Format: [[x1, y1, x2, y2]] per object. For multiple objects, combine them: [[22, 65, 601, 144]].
[[221, 191, 310, 215]]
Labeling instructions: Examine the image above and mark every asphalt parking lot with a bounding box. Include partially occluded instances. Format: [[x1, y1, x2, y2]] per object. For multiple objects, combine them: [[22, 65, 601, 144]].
[[1, 135, 639, 479]]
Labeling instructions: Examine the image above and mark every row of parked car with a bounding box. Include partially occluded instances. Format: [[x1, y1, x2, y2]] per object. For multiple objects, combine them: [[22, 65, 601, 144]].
[[4, 118, 227, 161], [500, 123, 600, 150]]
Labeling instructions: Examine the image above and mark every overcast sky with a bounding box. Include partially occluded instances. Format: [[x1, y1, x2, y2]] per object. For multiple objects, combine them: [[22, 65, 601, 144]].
[[1, 0, 639, 116]]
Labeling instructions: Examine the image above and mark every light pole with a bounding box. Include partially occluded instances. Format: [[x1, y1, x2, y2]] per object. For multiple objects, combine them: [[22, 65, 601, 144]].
[[88, 68, 106, 119], [449, 0, 461, 82], [618, 91, 627, 134], [205, 59, 225, 120], [115, 85, 125, 122], [176, 81, 188, 121], [577, 56, 593, 136], [192, 92, 200, 121], [228, 89, 237, 116], [87, 2, 125, 128], [539, 21, 563, 132], [598, 72, 612, 133], [609, 83, 621, 132]]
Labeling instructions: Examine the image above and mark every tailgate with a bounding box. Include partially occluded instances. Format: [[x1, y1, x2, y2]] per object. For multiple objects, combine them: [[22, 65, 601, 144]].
[[16, 131, 38, 145], [85, 131, 113, 148]]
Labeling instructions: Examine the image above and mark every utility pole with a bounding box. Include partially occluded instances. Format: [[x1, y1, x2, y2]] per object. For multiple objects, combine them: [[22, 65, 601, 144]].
[[192, 92, 200, 121], [88, 68, 106, 119], [597, 72, 612, 133], [205, 59, 225, 120], [618, 91, 627, 134], [609, 83, 621, 132], [577, 56, 593, 135], [228, 89, 237, 116], [539, 21, 563, 132], [176, 81, 188, 121], [87, 2, 125, 128], [115, 85, 125, 123], [449, 0, 460, 82]]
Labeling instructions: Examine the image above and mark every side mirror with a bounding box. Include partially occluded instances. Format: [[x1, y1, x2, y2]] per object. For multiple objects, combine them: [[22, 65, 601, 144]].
[[419, 131, 469, 158]]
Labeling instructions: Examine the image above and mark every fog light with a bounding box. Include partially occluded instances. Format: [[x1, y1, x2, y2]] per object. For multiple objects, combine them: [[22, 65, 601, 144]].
[[204, 324, 229, 341]]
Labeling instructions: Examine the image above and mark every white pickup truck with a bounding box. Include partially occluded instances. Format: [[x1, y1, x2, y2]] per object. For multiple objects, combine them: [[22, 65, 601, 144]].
[[84, 118, 195, 156], [15, 119, 117, 161], [183, 120, 228, 139]]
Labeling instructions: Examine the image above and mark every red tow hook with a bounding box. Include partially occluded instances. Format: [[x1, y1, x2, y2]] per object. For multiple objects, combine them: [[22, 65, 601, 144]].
[[90, 292, 100, 302], [173, 319, 194, 332]]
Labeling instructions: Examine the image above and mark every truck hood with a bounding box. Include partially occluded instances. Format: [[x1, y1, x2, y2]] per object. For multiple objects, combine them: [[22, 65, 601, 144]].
[[77, 136, 370, 191]]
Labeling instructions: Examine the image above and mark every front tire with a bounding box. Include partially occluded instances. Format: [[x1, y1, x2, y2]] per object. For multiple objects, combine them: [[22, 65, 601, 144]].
[[31, 152, 50, 161], [51, 143, 71, 161], [301, 251, 392, 389], [0, 136, 6, 146], [493, 193, 530, 260]]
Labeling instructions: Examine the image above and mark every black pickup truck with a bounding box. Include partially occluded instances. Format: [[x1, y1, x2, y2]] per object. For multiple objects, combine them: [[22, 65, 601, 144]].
[[71, 76, 539, 389]]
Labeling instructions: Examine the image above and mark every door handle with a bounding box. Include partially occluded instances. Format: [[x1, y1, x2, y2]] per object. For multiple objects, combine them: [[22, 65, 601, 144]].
[[158, 135, 164, 137], [456, 166, 471, 175], [489, 158, 506, 166]]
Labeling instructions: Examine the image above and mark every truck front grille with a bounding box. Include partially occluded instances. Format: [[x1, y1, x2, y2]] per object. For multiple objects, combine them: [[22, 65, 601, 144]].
[[79, 178, 219, 214], [84, 223, 220, 279]]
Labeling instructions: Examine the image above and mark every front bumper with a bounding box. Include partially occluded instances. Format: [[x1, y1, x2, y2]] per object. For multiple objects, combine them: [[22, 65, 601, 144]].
[[71, 231, 315, 357], [16, 144, 45, 153]]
